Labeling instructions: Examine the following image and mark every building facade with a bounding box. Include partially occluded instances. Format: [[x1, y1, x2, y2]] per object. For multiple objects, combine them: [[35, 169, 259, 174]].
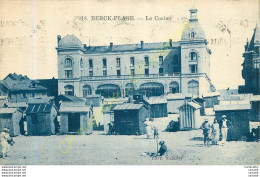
[[0, 73, 48, 103], [57, 8, 215, 99], [239, 26, 260, 95]]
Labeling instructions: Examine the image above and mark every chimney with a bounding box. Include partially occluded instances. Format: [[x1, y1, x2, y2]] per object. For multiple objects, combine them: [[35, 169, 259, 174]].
[[245, 38, 249, 52], [169, 39, 172, 48], [57, 35, 61, 45], [110, 42, 113, 50], [83, 44, 87, 50], [141, 41, 144, 49]]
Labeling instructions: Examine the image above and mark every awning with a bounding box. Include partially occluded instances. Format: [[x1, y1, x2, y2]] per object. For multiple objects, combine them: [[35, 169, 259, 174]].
[[140, 83, 164, 89], [97, 84, 120, 91]]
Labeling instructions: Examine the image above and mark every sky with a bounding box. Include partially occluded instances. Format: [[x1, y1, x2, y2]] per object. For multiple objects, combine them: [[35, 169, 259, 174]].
[[0, 0, 259, 90]]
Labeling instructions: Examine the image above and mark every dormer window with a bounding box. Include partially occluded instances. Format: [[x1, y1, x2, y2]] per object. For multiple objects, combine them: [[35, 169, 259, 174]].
[[65, 58, 72, 67], [190, 32, 195, 40]]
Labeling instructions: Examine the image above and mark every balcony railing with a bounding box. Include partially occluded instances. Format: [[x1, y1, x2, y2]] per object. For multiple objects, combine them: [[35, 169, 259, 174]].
[[80, 73, 181, 80]]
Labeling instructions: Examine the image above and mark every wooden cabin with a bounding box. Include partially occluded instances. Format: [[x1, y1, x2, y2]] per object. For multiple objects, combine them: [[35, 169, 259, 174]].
[[0, 108, 23, 136], [178, 102, 201, 130], [113, 103, 148, 135], [59, 101, 93, 135], [144, 98, 167, 118], [214, 104, 251, 141], [25, 98, 57, 136]]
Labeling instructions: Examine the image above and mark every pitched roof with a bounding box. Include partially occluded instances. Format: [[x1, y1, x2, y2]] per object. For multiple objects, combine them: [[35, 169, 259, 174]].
[[58, 94, 84, 102], [27, 97, 54, 104], [84, 42, 180, 53], [146, 98, 167, 104], [7, 102, 27, 108], [0, 108, 21, 114], [113, 103, 144, 110], [1, 73, 47, 92], [214, 104, 251, 111], [3, 73, 30, 81], [59, 102, 90, 113], [178, 102, 201, 109], [25, 102, 54, 114]]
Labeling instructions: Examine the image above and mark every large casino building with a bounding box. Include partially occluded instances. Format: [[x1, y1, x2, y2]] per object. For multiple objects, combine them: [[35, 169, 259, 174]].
[[56, 8, 215, 98]]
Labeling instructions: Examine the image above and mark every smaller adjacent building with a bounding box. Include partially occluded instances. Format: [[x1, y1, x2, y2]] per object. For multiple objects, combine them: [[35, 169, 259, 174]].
[[178, 102, 201, 130], [144, 97, 167, 118], [214, 104, 251, 141], [113, 103, 148, 135], [203, 92, 220, 108], [59, 101, 93, 135], [25, 98, 58, 136], [0, 73, 48, 103], [0, 108, 23, 136], [167, 94, 192, 113]]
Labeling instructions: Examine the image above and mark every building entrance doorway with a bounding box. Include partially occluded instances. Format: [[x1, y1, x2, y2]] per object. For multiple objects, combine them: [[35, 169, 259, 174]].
[[68, 113, 80, 132]]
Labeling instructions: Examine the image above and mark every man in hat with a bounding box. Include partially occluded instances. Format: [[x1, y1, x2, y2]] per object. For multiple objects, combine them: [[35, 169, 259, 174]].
[[220, 115, 231, 144], [158, 141, 167, 156], [0, 128, 13, 158], [200, 119, 211, 147]]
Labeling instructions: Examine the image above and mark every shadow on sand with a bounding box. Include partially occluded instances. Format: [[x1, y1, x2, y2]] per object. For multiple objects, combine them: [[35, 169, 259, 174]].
[[189, 137, 204, 141]]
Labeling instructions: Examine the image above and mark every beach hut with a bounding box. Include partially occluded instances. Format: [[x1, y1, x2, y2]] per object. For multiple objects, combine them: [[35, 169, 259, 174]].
[[0, 108, 23, 136], [178, 102, 201, 130], [113, 103, 148, 135], [214, 104, 251, 141], [144, 97, 167, 118], [59, 101, 93, 135], [25, 98, 58, 136]]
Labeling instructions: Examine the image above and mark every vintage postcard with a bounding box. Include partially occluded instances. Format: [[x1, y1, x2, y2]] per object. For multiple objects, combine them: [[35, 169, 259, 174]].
[[0, 0, 259, 166]]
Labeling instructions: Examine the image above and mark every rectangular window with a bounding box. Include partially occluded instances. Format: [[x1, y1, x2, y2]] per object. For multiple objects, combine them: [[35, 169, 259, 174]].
[[117, 70, 121, 76], [130, 57, 135, 66], [189, 65, 197, 73], [254, 60, 260, 69], [145, 57, 149, 66], [159, 56, 163, 65], [116, 58, 120, 67], [65, 70, 73, 78], [159, 68, 163, 74], [89, 59, 93, 68], [89, 71, 93, 77], [103, 70, 107, 76], [145, 69, 149, 75], [102, 59, 107, 68]]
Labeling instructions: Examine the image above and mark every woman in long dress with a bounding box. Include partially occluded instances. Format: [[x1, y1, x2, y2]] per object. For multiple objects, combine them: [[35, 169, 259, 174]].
[[211, 119, 220, 145], [144, 118, 153, 139]]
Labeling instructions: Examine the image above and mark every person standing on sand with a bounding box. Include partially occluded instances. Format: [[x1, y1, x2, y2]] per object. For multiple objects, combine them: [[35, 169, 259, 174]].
[[211, 119, 220, 145], [144, 118, 153, 139], [0, 128, 13, 159], [220, 115, 232, 145], [200, 119, 211, 147]]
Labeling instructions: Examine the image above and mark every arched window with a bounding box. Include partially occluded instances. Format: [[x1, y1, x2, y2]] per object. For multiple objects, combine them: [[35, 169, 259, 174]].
[[125, 83, 134, 97], [83, 85, 92, 97], [190, 32, 195, 40], [169, 82, 179, 94], [64, 85, 74, 96], [65, 58, 72, 67], [188, 80, 199, 95], [189, 52, 197, 61], [96, 84, 121, 98], [80, 58, 83, 68], [140, 82, 164, 97]]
